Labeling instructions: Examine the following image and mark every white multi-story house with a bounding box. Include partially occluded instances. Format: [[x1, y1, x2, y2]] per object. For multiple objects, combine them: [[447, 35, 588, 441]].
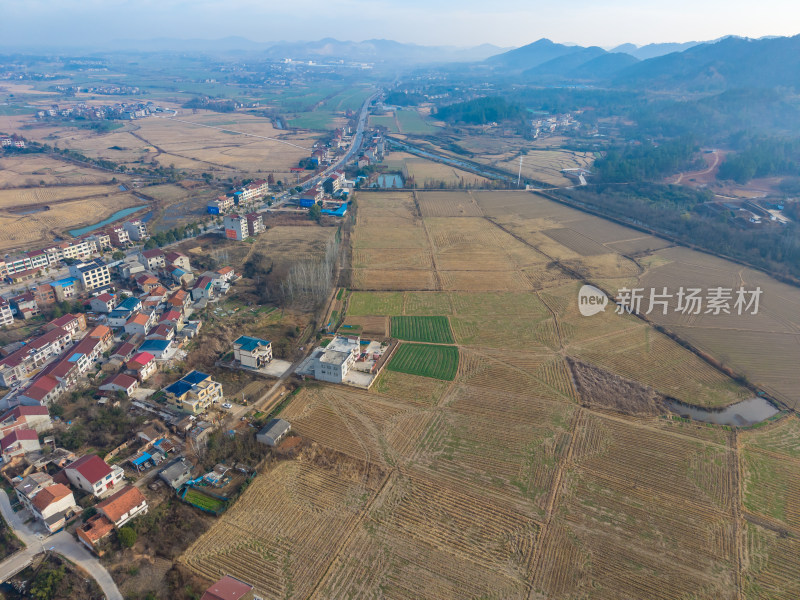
[[233, 336, 272, 369], [0, 298, 14, 326], [64, 454, 125, 498], [223, 214, 248, 241], [313, 335, 360, 383], [30, 483, 79, 533], [123, 219, 148, 241], [69, 260, 110, 291]]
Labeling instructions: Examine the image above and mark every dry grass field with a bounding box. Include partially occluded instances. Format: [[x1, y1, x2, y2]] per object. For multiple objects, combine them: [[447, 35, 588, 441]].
[[0, 155, 117, 188], [0, 106, 321, 178], [0, 183, 122, 209], [0, 190, 142, 253], [183, 190, 797, 599], [496, 149, 595, 187]]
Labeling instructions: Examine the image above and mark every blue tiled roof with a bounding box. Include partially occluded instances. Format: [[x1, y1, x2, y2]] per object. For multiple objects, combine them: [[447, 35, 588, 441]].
[[118, 297, 141, 311], [182, 370, 209, 385], [140, 339, 170, 352], [165, 380, 192, 397], [234, 335, 270, 352]]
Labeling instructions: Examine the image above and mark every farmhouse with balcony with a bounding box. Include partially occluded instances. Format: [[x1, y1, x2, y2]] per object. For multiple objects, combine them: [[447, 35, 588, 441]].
[[64, 454, 125, 498], [233, 336, 273, 369]]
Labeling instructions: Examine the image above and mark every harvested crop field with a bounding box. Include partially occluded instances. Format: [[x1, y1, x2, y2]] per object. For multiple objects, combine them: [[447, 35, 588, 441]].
[[0, 190, 143, 253], [182, 449, 387, 599], [387, 343, 459, 380], [0, 155, 117, 188], [191, 190, 797, 599], [390, 315, 454, 344]]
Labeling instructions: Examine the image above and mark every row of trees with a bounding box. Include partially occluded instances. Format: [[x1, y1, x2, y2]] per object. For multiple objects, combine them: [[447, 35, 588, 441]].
[[142, 223, 202, 249], [278, 236, 340, 308]]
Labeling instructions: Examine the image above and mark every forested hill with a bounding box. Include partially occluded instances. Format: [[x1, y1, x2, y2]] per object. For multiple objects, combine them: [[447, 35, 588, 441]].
[[435, 97, 527, 124]]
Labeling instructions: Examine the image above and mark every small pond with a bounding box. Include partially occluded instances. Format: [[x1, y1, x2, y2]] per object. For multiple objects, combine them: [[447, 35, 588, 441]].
[[666, 397, 779, 427]]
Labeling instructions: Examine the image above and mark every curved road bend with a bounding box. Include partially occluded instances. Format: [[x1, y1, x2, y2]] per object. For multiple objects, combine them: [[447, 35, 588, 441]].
[[0, 490, 123, 600]]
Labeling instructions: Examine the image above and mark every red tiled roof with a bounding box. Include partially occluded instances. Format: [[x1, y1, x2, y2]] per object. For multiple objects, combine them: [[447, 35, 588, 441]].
[[78, 514, 114, 544], [201, 575, 254, 600], [128, 351, 154, 367], [88, 325, 111, 339], [127, 313, 150, 326], [94, 293, 114, 302], [96, 485, 146, 523], [67, 454, 111, 484], [101, 373, 137, 390], [20, 375, 60, 401], [50, 314, 79, 327], [113, 341, 137, 358], [0, 404, 49, 422], [1, 427, 38, 450], [31, 483, 72, 512]]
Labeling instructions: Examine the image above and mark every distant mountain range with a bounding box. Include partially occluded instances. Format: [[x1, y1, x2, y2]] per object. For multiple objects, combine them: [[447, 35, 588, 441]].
[[105, 36, 509, 64], [484, 34, 800, 91]]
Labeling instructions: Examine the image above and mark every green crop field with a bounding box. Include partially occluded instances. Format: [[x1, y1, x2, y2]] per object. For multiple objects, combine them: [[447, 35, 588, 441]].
[[183, 489, 226, 513], [287, 111, 337, 130], [348, 291, 404, 316], [391, 316, 454, 344], [369, 115, 400, 132], [396, 109, 438, 135], [387, 343, 459, 380]]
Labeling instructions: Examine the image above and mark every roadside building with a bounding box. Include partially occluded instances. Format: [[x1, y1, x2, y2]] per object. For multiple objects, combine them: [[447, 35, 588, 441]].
[[233, 336, 272, 369], [30, 483, 79, 533], [312, 335, 360, 383], [159, 457, 194, 489], [256, 418, 291, 447], [223, 214, 248, 241], [64, 454, 125, 497], [96, 484, 148, 527], [14, 472, 54, 513]]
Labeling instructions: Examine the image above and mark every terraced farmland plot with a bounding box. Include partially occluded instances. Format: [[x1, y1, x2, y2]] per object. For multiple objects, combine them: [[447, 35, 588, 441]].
[[567, 323, 751, 407], [391, 316, 454, 344], [414, 384, 574, 515], [742, 521, 800, 599], [534, 412, 738, 600], [740, 449, 800, 530], [182, 456, 386, 600], [417, 191, 484, 217], [387, 343, 459, 380]]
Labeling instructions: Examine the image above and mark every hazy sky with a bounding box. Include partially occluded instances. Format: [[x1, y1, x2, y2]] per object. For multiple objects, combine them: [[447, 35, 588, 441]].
[[3, 0, 800, 48]]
